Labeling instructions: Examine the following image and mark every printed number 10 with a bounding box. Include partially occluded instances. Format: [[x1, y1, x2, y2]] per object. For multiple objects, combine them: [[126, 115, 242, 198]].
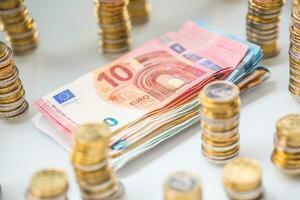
[[98, 65, 133, 87]]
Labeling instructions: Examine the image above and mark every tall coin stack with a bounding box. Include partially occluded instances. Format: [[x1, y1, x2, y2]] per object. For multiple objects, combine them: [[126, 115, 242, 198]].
[[223, 158, 264, 200], [26, 169, 68, 200], [289, 6, 300, 100], [199, 81, 241, 164], [94, 0, 131, 54], [246, 0, 285, 58], [127, 0, 150, 25], [0, 0, 39, 55], [271, 114, 300, 175], [71, 123, 125, 200], [164, 171, 202, 200], [0, 41, 28, 119]]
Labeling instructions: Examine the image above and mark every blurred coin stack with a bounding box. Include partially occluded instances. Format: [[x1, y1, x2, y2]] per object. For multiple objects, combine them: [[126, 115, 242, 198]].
[[199, 81, 241, 164], [164, 171, 202, 200], [71, 123, 125, 200], [246, 0, 285, 58], [26, 169, 68, 200], [294, 0, 300, 8], [271, 114, 300, 175], [289, 6, 300, 100], [223, 158, 264, 200], [95, 0, 131, 54], [0, 41, 28, 119], [0, 0, 39, 55], [127, 0, 150, 25]]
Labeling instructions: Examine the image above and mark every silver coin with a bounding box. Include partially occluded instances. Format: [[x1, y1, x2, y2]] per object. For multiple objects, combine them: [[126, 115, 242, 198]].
[[202, 141, 239, 152], [225, 185, 264, 200], [166, 172, 198, 193], [200, 113, 240, 128], [204, 81, 239, 103], [0, 101, 28, 119], [73, 160, 108, 172], [201, 146, 239, 164], [79, 178, 115, 193], [25, 190, 68, 200]]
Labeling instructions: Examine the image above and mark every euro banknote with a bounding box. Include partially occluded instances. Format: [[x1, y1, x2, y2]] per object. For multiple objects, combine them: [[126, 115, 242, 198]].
[[33, 21, 268, 169]]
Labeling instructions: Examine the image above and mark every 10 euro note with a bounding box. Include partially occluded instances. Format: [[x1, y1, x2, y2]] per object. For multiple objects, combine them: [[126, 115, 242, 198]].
[[33, 21, 248, 168]]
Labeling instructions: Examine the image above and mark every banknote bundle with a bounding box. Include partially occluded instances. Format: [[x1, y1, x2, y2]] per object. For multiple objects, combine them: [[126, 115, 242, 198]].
[[0, 41, 28, 119], [164, 171, 201, 200], [127, 0, 150, 25], [0, 0, 39, 55], [271, 114, 300, 175], [26, 169, 68, 200], [289, 6, 300, 100], [95, 0, 131, 54], [33, 20, 269, 170], [223, 158, 264, 200], [246, 0, 285, 58], [71, 124, 125, 199], [199, 81, 240, 164]]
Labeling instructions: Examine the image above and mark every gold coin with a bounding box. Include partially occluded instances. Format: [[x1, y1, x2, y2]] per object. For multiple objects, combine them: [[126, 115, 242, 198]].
[[29, 169, 68, 198], [223, 158, 262, 192], [276, 114, 300, 140], [74, 123, 111, 144]]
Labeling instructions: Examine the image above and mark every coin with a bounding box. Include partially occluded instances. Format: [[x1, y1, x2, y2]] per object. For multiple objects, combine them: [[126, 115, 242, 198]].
[[28, 169, 68, 198], [246, 0, 285, 58], [0, 0, 38, 55], [71, 123, 125, 200], [272, 114, 300, 175], [0, 42, 28, 119], [164, 171, 201, 200], [199, 81, 240, 164], [223, 158, 262, 192], [95, 0, 131, 54]]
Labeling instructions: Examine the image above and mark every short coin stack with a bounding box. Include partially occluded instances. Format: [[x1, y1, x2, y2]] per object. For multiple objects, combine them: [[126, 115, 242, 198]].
[[94, 0, 131, 54], [127, 0, 150, 25], [289, 6, 300, 100], [26, 169, 68, 200], [199, 81, 241, 164], [71, 123, 125, 200], [0, 41, 28, 119], [164, 171, 201, 200], [294, 0, 300, 8], [223, 158, 264, 200], [271, 114, 300, 175], [0, 0, 39, 55], [246, 0, 285, 58]]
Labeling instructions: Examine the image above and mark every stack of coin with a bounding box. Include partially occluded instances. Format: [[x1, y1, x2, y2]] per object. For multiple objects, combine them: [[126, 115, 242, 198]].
[[223, 158, 264, 200], [71, 123, 125, 200], [289, 6, 300, 100], [271, 114, 300, 175], [0, 41, 28, 119], [199, 81, 241, 164], [26, 169, 68, 200], [127, 0, 150, 25], [164, 171, 201, 200], [94, 0, 131, 54], [246, 0, 285, 58], [0, 0, 39, 55]]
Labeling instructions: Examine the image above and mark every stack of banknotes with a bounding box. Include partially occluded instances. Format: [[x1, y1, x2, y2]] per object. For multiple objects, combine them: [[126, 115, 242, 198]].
[[33, 20, 269, 170]]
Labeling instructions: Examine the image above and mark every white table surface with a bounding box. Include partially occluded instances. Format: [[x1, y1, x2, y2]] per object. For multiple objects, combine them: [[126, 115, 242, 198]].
[[0, 0, 300, 199]]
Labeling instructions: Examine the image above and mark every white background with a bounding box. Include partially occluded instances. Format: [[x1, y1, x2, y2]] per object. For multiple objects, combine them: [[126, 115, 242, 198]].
[[0, 0, 300, 199]]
